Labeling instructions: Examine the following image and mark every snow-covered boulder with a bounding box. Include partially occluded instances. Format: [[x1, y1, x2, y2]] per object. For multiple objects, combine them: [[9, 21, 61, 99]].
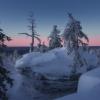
[[15, 48, 73, 78], [15, 47, 97, 78], [15, 52, 41, 69]]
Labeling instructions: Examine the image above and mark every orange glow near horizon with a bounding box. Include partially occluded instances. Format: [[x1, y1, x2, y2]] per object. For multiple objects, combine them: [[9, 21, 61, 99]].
[[89, 36, 100, 46], [5, 37, 49, 47], [5, 36, 100, 47]]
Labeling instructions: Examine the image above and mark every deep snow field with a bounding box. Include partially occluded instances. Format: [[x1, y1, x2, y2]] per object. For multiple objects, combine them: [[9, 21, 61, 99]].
[[2, 47, 100, 100]]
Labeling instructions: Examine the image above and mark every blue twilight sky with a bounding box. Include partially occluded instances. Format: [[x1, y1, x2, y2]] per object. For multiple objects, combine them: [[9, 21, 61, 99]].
[[0, 0, 100, 39]]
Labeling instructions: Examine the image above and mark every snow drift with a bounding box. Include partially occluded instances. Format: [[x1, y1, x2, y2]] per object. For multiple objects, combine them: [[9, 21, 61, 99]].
[[55, 67, 100, 100], [78, 67, 100, 93]]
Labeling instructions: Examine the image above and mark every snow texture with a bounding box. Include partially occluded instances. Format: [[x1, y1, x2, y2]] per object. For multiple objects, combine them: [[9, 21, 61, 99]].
[[3, 47, 99, 100], [55, 67, 100, 100], [15, 48, 73, 77], [15, 47, 97, 78], [14, 47, 99, 100], [78, 67, 100, 93]]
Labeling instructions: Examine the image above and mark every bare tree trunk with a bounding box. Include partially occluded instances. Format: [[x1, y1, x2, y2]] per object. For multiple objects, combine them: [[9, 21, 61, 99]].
[[31, 21, 34, 52], [31, 36, 34, 52]]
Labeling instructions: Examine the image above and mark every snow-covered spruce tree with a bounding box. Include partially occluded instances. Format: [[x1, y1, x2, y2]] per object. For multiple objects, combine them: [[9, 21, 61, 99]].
[[0, 29, 11, 47], [18, 13, 41, 52], [0, 28, 13, 100], [63, 13, 89, 73], [49, 25, 62, 49]]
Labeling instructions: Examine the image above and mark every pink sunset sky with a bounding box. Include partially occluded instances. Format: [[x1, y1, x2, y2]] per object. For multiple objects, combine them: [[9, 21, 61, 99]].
[[5, 35, 100, 47], [5, 36, 49, 47]]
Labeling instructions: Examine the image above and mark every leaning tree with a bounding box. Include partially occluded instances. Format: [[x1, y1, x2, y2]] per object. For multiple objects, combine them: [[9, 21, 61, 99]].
[[18, 13, 41, 52], [63, 13, 89, 73], [49, 25, 62, 49], [0, 28, 13, 100]]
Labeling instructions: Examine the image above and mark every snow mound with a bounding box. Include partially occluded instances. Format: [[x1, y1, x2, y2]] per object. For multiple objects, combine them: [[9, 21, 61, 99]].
[[15, 47, 97, 77], [15, 52, 41, 68], [15, 48, 73, 77], [55, 85, 100, 100], [55, 67, 100, 100], [78, 67, 100, 93]]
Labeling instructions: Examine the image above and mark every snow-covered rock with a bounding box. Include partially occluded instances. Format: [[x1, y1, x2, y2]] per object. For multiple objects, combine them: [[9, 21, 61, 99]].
[[15, 48, 73, 77], [15, 47, 98, 78], [15, 52, 41, 69]]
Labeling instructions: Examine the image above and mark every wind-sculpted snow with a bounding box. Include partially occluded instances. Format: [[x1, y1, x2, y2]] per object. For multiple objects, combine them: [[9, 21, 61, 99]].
[[15, 47, 98, 78], [3, 54, 54, 100], [55, 67, 100, 100], [15, 52, 41, 69], [6, 47, 99, 100], [78, 67, 100, 93], [15, 48, 73, 77]]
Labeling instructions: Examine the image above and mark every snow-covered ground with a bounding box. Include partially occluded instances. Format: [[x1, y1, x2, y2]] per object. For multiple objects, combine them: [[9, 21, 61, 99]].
[[2, 47, 99, 100], [55, 67, 100, 100]]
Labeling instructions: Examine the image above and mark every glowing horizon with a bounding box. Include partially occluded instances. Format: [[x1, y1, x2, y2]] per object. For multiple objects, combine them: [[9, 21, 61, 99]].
[[5, 36, 49, 47], [5, 35, 100, 47]]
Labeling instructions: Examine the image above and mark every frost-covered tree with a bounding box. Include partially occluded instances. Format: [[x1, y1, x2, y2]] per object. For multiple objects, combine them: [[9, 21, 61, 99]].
[[63, 13, 89, 73], [49, 25, 62, 49], [0, 28, 13, 100], [18, 13, 41, 52], [0, 28, 11, 47]]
